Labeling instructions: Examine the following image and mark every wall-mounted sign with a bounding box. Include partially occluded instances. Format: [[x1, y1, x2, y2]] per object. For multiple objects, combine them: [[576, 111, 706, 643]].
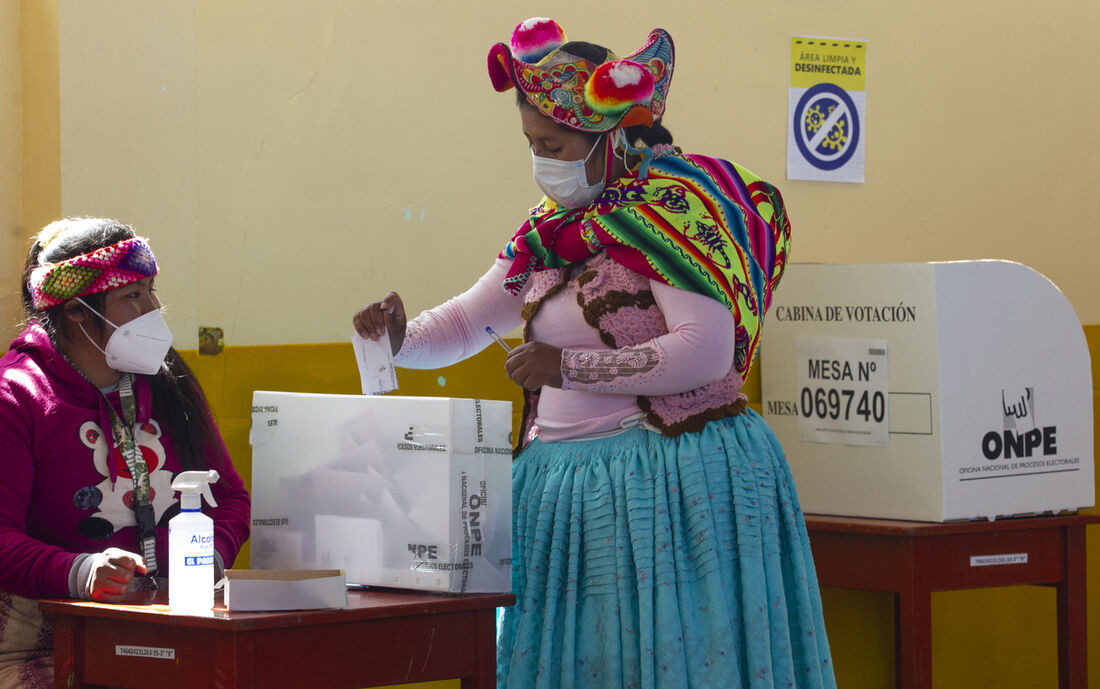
[[787, 36, 867, 183]]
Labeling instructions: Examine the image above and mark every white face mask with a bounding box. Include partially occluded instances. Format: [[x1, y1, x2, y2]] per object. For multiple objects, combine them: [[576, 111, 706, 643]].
[[76, 297, 174, 375], [531, 135, 605, 209]]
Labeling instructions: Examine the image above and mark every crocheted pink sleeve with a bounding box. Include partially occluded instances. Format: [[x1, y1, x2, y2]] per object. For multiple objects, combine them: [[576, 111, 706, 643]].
[[394, 258, 524, 369], [560, 281, 737, 395]]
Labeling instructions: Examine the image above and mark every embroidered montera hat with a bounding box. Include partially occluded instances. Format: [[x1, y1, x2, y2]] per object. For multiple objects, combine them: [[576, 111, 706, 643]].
[[488, 18, 675, 133]]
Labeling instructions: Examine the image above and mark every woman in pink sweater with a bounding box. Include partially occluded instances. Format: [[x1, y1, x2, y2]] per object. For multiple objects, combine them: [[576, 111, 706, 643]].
[[0, 218, 250, 688], [354, 18, 834, 689]]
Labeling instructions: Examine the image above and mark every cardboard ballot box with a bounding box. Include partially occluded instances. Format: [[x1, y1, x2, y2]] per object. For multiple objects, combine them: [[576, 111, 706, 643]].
[[761, 261, 1094, 522], [224, 569, 348, 611], [249, 392, 513, 593]]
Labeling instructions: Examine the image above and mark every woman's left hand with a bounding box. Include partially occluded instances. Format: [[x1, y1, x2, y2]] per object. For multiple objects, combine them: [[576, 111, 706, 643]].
[[504, 342, 564, 390]]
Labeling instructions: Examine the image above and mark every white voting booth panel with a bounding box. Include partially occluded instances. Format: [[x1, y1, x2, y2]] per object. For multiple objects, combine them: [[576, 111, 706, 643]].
[[761, 261, 1094, 522], [249, 392, 513, 593]]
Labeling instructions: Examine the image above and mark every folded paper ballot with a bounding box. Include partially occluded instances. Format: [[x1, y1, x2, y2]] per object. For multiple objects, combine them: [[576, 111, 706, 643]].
[[224, 569, 348, 611], [352, 331, 398, 395]]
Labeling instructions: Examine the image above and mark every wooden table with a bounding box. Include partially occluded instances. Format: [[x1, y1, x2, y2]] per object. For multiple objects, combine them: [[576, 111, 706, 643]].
[[41, 588, 514, 689], [804, 513, 1100, 689]]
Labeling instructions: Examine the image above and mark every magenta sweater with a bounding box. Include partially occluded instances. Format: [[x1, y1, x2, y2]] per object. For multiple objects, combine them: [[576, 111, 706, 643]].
[[0, 323, 250, 598]]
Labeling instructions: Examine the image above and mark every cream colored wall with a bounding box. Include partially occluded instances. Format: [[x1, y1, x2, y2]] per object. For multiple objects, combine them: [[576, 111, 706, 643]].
[[56, 0, 1100, 349], [57, 1, 198, 344]]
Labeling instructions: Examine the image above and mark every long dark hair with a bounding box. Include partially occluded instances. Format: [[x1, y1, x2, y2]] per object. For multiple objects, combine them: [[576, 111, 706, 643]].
[[515, 40, 674, 147], [23, 218, 219, 471]]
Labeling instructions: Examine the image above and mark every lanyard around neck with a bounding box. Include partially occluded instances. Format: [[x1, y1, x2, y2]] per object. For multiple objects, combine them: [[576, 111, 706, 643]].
[[102, 372, 159, 575]]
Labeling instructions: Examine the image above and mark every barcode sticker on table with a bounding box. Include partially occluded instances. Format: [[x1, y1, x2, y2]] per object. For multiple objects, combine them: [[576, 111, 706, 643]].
[[116, 645, 175, 659], [970, 553, 1028, 567]]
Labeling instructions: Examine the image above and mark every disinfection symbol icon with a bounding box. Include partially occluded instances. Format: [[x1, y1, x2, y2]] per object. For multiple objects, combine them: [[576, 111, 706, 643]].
[[794, 83, 860, 171]]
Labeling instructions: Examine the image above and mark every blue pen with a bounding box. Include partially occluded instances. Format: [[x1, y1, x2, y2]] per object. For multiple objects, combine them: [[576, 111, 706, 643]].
[[485, 326, 512, 352]]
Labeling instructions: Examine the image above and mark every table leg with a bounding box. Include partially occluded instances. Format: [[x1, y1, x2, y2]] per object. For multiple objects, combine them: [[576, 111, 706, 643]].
[[895, 585, 932, 689], [1057, 525, 1087, 689], [50, 615, 85, 689], [212, 629, 252, 688], [461, 607, 498, 689]]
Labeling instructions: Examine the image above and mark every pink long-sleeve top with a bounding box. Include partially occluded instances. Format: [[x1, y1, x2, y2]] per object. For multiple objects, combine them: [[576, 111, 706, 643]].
[[395, 257, 736, 442]]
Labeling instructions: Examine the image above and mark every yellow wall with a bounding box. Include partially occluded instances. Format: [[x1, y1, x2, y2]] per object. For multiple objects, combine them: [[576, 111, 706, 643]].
[[0, 0, 20, 335], [1, 0, 59, 344], [19, 0, 59, 243], [4, 1, 1100, 688]]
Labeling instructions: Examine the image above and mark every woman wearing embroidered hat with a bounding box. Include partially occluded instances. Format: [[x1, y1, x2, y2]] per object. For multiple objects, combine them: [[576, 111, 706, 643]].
[[0, 218, 250, 687], [354, 18, 835, 689]]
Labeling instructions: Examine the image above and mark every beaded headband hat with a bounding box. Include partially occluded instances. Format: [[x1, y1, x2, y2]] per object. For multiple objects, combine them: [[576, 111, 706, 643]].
[[487, 18, 675, 133], [29, 236, 159, 310]]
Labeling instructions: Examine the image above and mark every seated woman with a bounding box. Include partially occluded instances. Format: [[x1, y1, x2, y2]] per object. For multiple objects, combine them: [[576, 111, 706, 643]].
[[0, 218, 250, 688]]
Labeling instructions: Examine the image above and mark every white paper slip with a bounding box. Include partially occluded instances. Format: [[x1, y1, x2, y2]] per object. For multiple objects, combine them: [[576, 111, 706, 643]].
[[352, 331, 398, 395]]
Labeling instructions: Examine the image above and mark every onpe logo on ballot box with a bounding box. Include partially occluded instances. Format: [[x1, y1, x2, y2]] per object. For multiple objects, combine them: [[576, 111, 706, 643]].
[[762, 261, 1093, 522], [981, 387, 1056, 460], [958, 386, 1082, 480]]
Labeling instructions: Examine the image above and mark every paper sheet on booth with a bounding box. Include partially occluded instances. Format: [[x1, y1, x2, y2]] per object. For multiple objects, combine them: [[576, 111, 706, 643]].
[[352, 331, 398, 395]]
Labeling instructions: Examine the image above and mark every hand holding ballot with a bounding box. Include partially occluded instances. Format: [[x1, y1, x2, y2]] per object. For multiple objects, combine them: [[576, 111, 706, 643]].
[[352, 291, 407, 356]]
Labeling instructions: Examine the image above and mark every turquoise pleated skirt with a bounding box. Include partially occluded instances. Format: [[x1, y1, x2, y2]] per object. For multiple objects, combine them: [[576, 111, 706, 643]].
[[497, 410, 836, 689]]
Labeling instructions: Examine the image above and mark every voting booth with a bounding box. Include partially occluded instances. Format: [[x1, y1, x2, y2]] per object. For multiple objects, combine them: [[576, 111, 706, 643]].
[[761, 261, 1094, 522], [249, 392, 513, 593]]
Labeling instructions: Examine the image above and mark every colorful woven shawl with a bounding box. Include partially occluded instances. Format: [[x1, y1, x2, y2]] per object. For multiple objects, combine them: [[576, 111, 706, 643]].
[[501, 153, 791, 377]]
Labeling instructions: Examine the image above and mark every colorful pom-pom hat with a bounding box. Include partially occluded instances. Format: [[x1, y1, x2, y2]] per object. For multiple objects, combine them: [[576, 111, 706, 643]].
[[487, 17, 674, 134]]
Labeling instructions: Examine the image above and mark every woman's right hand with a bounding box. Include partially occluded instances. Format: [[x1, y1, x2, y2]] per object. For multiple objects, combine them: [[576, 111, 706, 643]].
[[86, 547, 147, 602], [353, 292, 407, 356]]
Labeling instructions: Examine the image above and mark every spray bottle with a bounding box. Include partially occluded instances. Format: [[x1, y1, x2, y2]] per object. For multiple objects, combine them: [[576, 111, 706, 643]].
[[169, 470, 219, 612]]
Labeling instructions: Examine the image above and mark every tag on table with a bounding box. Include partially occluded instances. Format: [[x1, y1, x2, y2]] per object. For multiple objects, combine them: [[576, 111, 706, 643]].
[[352, 331, 398, 395]]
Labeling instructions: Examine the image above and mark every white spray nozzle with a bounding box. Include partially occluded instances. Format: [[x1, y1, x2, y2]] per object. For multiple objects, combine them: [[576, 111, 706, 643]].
[[171, 470, 220, 508]]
